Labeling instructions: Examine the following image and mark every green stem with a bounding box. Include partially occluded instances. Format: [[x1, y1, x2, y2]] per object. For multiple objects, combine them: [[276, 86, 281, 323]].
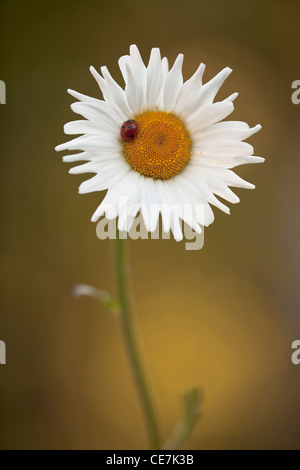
[[113, 232, 161, 450]]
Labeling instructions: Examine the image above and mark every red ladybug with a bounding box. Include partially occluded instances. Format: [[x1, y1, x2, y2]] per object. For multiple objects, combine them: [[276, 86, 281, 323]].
[[121, 120, 138, 141]]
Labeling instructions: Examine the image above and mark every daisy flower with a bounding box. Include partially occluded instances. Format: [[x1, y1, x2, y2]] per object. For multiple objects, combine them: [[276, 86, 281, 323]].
[[56, 45, 263, 241]]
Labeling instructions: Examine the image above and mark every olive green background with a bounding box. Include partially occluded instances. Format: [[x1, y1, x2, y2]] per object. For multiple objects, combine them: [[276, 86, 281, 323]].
[[0, 0, 300, 449]]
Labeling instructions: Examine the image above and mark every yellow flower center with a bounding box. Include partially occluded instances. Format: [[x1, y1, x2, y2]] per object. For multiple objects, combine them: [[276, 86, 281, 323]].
[[123, 111, 191, 180]]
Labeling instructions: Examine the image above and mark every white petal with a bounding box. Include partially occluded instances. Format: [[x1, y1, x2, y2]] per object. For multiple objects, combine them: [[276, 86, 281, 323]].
[[229, 156, 265, 168], [55, 135, 121, 153], [176, 66, 232, 118], [146, 48, 164, 110], [224, 92, 238, 102], [205, 193, 230, 214], [119, 45, 147, 114], [63, 147, 124, 162], [194, 124, 261, 142], [162, 57, 169, 77], [179, 168, 231, 216], [62, 152, 90, 163], [157, 57, 169, 109], [129, 44, 147, 85], [193, 140, 254, 158], [118, 55, 130, 83], [71, 101, 120, 131], [90, 66, 128, 121], [187, 101, 234, 131], [67, 88, 103, 105], [69, 154, 123, 174], [140, 178, 160, 232], [101, 66, 133, 116], [213, 121, 250, 129], [224, 170, 255, 189], [157, 180, 183, 241], [174, 63, 205, 116], [154, 180, 173, 233], [79, 161, 130, 194], [91, 170, 141, 222], [124, 61, 145, 115], [170, 212, 183, 242], [64, 120, 112, 135], [206, 178, 240, 204], [165, 179, 202, 233], [197, 67, 232, 108], [163, 54, 184, 112], [175, 173, 217, 222], [118, 174, 145, 231], [194, 164, 255, 189]]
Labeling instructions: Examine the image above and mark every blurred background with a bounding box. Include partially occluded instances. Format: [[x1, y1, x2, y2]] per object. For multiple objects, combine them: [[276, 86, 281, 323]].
[[0, 0, 300, 450]]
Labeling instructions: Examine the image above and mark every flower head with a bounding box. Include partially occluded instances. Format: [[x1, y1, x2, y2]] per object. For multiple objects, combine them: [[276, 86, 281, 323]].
[[56, 45, 263, 241]]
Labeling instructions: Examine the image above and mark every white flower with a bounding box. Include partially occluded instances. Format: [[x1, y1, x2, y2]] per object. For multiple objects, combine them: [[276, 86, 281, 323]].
[[56, 45, 263, 241]]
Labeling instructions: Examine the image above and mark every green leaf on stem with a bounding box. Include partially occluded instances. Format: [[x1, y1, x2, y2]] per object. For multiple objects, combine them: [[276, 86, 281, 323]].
[[164, 388, 202, 450], [73, 284, 120, 314]]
